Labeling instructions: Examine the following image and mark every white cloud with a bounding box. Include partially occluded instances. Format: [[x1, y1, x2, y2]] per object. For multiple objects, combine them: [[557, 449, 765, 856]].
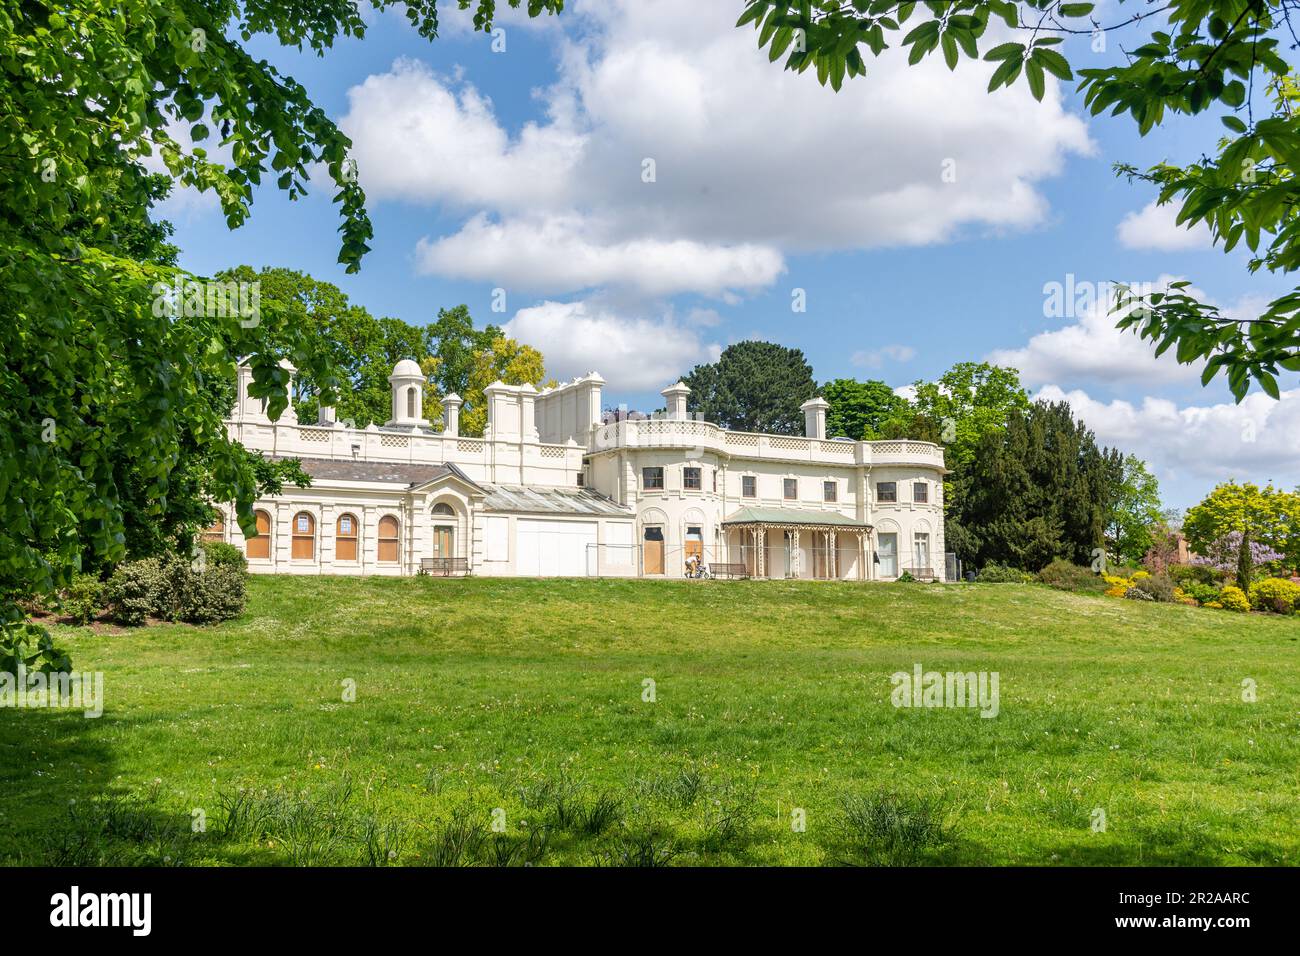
[[339, 0, 1094, 297], [852, 344, 916, 369], [339, 59, 584, 211], [985, 274, 1274, 390], [1117, 200, 1213, 251], [1037, 384, 1300, 498], [504, 299, 720, 391], [415, 213, 784, 297]]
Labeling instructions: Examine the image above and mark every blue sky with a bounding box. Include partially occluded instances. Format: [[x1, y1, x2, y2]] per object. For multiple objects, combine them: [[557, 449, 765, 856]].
[[164, 1, 1299, 509]]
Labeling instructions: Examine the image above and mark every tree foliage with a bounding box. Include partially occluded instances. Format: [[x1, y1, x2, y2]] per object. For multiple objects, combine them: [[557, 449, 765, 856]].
[[0, 1, 560, 642], [1106, 454, 1164, 564], [822, 377, 906, 439], [740, 0, 1300, 399], [1183, 480, 1300, 586], [683, 341, 818, 434], [963, 400, 1124, 570]]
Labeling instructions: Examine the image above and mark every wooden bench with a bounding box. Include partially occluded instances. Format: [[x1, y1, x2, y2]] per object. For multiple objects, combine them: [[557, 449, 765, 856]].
[[419, 557, 469, 577], [710, 562, 750, 579]]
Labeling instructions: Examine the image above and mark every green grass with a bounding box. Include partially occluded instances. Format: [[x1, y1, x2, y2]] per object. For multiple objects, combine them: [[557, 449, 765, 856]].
[[2, 576, 1297, 866]]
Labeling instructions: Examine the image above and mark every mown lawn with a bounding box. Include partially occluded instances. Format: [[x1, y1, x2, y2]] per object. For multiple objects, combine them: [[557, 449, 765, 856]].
[[2, 575, 1296, 866]]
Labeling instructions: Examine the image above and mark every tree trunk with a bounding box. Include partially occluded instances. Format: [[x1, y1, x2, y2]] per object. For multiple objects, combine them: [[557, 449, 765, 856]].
[[1237, 532, 1252, 590]]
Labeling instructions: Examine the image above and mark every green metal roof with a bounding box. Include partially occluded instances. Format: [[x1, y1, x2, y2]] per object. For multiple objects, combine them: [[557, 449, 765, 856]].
[[722, 507, 871, 528]]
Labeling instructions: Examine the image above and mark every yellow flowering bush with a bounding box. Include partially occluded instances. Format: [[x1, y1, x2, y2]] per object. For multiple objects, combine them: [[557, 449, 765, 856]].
[[1216, 586, 1250, 613]]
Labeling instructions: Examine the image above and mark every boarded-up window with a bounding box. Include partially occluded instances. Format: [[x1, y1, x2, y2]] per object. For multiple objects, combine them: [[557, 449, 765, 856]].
[[336, 513, 358, 562], [378, 515, 400, 563], [202, 514, 225, 543], [246, 510, 271, 560], [291, 512, 315, 560]]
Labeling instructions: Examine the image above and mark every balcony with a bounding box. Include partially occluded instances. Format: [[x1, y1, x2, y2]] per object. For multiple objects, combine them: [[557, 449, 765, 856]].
[[588, 419, 945, 471]]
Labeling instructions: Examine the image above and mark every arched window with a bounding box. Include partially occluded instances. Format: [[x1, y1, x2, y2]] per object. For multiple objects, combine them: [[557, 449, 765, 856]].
[[378, 515, 400, 563], [202, 514, 225, 543], [246, 510, 271, 560], [336, 513, 359, 562], [431, 503, 454, 517], [291, 511, 316, 560], [406, 387, 416, 419]]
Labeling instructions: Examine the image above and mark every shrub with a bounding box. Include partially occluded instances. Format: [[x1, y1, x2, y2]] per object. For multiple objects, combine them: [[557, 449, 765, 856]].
[[62, 573, 104, 625], [176, 563, 247, 624], [201, 540, 247, 572], [104, 558, 169, 626], [1125, 574, 1176, 603], [1216, 585, 1250, 613], [896, 571, 916, 583], [1037, 559, 1106, 594], [1180, 581, 1221, 606], [1248, 577, 1300, 614], [976, 563, 1032, 583], [1170, 564, 1227, 588], [106, 552, 247, 626]]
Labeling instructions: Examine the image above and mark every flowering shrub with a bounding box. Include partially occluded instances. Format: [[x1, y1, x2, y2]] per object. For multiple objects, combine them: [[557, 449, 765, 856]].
[[1216, 586, 1250, 613], [1102, 574, 1133, 598], [1126, 574, 1176, 603], [1248, 578, 1300, 614]]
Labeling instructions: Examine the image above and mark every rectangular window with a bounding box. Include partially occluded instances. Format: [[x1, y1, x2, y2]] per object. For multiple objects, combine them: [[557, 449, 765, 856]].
[[823, 480, 837, 503], [684, 467, 702, 490], [784, 478, 798, 500], [913, 482, 928, 503], [712, 469, 717, 493], [577, 472, 585, 487], [642, 467, 664, 490], [742, 475, 756, 498], [877, 481, 897, 503]]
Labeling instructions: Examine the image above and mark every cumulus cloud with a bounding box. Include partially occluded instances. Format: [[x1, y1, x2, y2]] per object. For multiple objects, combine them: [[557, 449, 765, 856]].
[[852, 344, 916, 369], [984, 274, 1277, 389], [504, 299, 721, 391], [416, 213, 784, 297], [339, 0, 1094, 297], [1037, 384, 1300, 497], [1116, 200, 1213, 252], [339, 59, 584, 211]]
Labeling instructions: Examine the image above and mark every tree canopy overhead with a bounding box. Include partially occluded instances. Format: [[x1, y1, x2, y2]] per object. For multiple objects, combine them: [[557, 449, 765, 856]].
[[0, 0, 562, 645], [740, 0, 1300, 400]]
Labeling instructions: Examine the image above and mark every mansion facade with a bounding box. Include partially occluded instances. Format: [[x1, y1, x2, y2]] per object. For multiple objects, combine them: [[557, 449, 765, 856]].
[[209, 360, 948, 581]]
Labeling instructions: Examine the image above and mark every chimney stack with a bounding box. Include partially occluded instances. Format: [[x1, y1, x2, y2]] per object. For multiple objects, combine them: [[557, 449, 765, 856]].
[[442, 393, 462, 437], [801, 396, 830, 440], [661, 381, 690, 420]]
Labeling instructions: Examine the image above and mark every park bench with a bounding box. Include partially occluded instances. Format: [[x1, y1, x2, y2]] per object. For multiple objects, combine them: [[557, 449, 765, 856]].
[[419, 557, 469, 576], [710, 562, 750, 579]]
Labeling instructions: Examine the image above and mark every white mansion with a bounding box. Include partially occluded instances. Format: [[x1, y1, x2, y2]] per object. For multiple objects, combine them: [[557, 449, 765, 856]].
[[209, 359, 948, 580]]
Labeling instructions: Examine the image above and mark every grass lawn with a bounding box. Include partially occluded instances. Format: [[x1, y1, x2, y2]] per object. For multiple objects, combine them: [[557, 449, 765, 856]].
[[2, 575, 1296, 866]]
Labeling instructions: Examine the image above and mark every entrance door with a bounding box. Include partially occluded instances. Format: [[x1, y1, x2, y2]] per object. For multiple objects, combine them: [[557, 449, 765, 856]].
[[813, 532, 828, 579], [643, 527, 665, 575], [878, 533, 898, 578], [684, 526, 703, 574], [433, 525, 454, 560], [914, 533, 931, 578]]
